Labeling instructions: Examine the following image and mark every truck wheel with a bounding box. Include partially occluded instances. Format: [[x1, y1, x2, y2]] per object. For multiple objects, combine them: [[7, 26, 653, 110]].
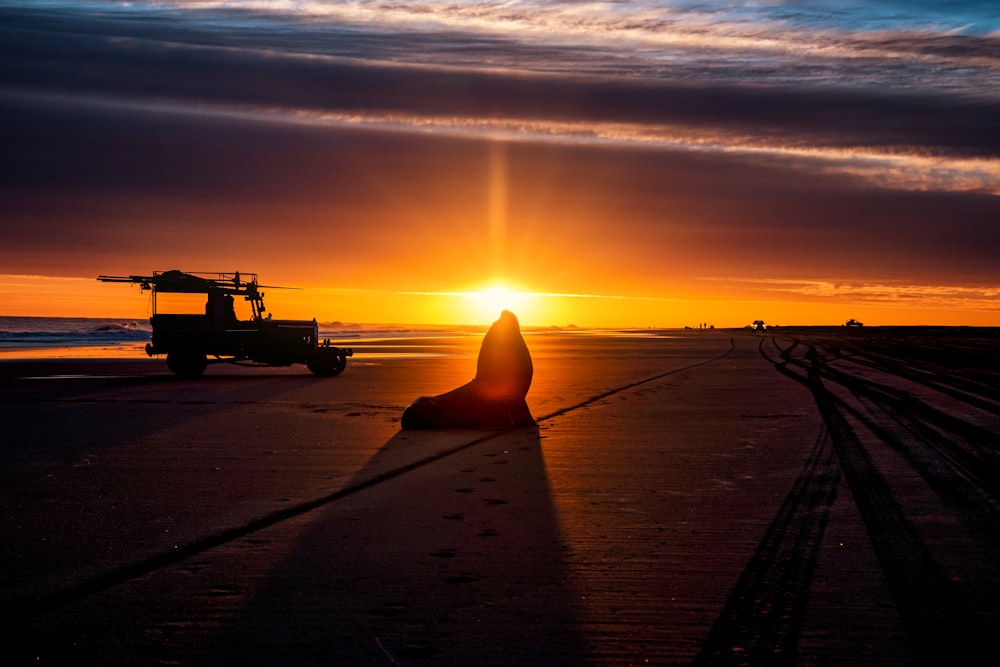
[[167, 349, 208, 378], [308, 348, 348, 377]]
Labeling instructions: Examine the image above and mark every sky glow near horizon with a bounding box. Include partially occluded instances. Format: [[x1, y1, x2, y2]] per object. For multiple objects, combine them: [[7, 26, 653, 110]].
[[1, 1, 999, 326]]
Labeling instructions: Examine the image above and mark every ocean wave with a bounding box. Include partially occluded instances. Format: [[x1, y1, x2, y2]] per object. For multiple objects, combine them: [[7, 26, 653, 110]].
[[0, 317, 153, 348]]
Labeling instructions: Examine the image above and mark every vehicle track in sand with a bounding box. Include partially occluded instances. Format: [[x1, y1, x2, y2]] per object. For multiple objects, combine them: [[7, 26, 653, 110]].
[[698, 330, 1000, 666]]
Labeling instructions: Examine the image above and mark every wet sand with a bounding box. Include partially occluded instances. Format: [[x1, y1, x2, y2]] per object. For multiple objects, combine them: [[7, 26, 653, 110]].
[[2, 328, 998, 665]]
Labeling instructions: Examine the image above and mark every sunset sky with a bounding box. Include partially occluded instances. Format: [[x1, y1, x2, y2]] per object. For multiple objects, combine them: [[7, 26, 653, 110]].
[[2, 1, 998, 327]]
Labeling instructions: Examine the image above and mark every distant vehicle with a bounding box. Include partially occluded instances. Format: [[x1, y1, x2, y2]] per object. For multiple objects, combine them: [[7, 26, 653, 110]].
[[98, 270, 352, 377], [752, 320, 767, 332], [844, 318, 864, 327]]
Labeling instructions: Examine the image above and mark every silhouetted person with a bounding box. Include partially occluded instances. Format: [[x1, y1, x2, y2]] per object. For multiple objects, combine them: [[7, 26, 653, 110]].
[[401, 310, 534, 429], [223, 294, 237, 325]]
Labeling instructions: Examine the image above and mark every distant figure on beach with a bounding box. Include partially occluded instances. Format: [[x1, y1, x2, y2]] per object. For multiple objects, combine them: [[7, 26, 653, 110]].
[[401, 310, 534, 430]]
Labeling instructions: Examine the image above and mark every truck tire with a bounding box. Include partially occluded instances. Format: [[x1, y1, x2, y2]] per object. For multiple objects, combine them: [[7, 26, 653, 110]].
[[167, 349, 208, 378], [307, 348, 348, 377]]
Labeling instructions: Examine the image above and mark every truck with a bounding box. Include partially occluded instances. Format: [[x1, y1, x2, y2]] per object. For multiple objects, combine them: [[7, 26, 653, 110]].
[[98, 270, 352, 378]]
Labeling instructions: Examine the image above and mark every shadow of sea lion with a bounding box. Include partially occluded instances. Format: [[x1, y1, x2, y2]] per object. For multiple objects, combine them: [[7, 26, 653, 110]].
[[401, 310, 535, 429]]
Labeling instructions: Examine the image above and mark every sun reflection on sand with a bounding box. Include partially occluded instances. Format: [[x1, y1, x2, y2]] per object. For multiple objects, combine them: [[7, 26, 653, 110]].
[[0, 345, 152, 360]]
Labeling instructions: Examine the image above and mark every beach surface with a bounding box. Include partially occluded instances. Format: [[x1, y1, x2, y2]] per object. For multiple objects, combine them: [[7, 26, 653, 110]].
[[2, 329, 998, 665]]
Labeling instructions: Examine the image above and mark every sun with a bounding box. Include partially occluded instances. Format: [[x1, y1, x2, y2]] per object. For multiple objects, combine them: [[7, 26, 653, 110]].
[[462, 283, 534, 323]]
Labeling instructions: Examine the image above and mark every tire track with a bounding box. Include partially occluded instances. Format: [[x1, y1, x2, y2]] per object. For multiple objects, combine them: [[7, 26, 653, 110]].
[[800, 358, 975, 667], [694, 427, 840, 666], [784, 348, 1000, 508], [828, 377, 1000, 530], [772, 337, 1000, 528], [754, 334, 991, 666]]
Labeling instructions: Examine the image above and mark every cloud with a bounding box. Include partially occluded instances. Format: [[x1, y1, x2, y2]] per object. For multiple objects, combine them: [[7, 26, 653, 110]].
[[7, 84, 996, 195], [3, 7, 998, 187], [5, 1, 1000, 100], [708, 277, 1000, 311]]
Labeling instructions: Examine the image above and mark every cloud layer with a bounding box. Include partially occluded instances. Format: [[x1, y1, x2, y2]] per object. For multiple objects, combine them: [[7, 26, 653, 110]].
[[1, 1, 998, 323]]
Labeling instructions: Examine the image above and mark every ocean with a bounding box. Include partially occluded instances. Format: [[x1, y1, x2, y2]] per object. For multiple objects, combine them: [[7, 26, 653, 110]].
[[0, 316, 475, 354], [0, 317, 153, 351]]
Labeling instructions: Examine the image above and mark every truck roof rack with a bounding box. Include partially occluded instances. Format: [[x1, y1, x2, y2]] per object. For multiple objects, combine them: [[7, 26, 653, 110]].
[[98, 270, 267, 295]]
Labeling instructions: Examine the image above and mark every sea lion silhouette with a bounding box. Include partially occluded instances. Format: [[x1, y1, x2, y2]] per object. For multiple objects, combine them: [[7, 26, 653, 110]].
[[401, 310, 534, 429]]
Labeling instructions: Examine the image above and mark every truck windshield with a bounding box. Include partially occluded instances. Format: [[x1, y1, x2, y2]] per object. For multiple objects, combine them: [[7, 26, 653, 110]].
[[154, 293, 252, 320], [155, 293, 206, 315]]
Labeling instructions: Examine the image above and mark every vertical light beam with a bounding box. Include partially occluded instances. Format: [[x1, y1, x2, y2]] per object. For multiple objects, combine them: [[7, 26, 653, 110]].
[[487, 141, 508, 277]]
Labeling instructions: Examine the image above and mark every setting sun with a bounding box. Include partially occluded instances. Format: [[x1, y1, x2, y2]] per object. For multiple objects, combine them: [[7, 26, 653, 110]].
[[462, 283, 534, 324]]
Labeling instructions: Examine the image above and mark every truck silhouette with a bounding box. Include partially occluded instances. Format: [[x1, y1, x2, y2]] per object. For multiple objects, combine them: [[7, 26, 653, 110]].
[[99, 270, 352, 378]]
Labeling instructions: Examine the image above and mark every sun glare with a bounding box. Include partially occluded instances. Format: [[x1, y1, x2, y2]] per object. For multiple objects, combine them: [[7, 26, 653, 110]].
[[463, 283, 533, 324]]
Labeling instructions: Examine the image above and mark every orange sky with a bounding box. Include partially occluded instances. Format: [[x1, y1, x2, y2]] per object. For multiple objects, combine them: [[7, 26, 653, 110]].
[[2, 271, 998, 329], [2, 4, 998, 328]]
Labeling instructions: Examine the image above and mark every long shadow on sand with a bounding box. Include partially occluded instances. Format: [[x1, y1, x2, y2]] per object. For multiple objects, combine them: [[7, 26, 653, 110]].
[[201, 427, 585, 666]]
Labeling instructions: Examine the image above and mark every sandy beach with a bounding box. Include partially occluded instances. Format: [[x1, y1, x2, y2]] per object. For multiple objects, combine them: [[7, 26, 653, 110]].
[[2, 328, 998, 665]]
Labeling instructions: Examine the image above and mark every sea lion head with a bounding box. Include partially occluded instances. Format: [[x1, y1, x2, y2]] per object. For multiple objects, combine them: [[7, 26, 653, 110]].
[[475, 310, 533, 400]]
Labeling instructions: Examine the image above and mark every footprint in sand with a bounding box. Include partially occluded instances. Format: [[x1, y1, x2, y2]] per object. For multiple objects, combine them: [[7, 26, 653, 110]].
[[203, 586, 242, 599], [399, 641, 437, 659], [367, 601, 411, 617]]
